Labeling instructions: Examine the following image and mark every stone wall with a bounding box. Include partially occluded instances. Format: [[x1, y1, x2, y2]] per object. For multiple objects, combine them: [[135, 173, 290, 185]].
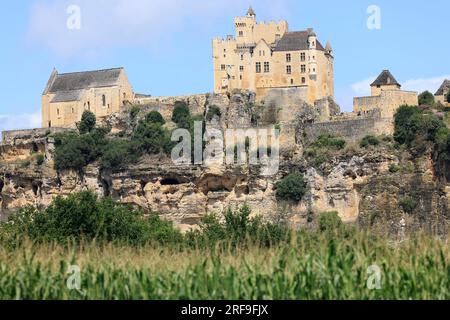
[[303, 116, 394, 144], [2, 128, 67, 144]]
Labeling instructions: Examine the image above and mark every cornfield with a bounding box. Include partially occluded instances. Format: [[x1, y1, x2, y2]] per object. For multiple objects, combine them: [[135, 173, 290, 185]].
[[0, 232, 449, 300]]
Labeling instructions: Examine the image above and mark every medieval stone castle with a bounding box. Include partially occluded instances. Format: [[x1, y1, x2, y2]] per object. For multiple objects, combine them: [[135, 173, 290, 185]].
[[5, 7, 449, 141]]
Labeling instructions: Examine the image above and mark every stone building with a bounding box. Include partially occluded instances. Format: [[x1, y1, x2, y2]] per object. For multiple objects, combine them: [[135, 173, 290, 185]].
[[212, 7, 334, 104], [435, 80, 450, 106], [353, 70, 418, 118], [42, 68, 134, 128]]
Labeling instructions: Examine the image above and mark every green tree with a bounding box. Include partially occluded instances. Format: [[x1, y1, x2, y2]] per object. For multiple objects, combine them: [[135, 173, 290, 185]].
[[145, 111, 166, 125], [418, 91, 435, 106], [172, 101, 191, 128], [79, 111, 97, 134], [275, 172, 307, 202], [132, 121, 173, 155]]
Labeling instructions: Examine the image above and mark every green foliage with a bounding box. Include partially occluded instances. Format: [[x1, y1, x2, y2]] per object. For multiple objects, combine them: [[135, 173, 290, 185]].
[[129, 105, 141, 120], [389, 164, 400, 173], [399, 196, 418, 214], [54, 129, 108, 171], [317, 211, 343, 232], [132, 120, 173, 155], [206, 105, 222, 121], [447, 90, 450, 104], [312, 134, 346, 150], [100, 139, 135, 170], [394, 105, 444, 147], [418, 91, 435, 106], [275, 172, 307, 202], [4, 191, 182, 246], [145, 111, 165, 125], [360, 135, 380, 148], [394, 105, 450, 160], [172, 101, 191, 128], [186, 205, 291, 248], [78, 111, 96, 134], [36, 154, 45, 166]]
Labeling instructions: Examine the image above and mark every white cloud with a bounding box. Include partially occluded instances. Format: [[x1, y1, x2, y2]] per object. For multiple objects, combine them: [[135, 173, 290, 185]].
[[27, 0, 289, 57], [402, 75, 450, 94], [350, 77, 376, 96], [0, 112, 42, 134]]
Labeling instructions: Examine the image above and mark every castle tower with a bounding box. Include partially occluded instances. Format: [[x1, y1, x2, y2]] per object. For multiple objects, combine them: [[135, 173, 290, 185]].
[[370, 70, 401, 96], [308, 28, 318, 77]]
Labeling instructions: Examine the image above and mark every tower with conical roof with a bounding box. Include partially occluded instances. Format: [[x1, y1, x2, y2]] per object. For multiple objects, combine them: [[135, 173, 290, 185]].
[[370, 70, 401, 96]]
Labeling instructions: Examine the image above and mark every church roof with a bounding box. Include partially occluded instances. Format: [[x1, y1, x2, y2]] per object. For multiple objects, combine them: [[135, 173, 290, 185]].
[[50, 90, 84, 103], [435, 80, 450, 96], [370, 70, 401, 87], [47, 68, 123, 93], [274, 31, 325, 52], [247, 6, 255, 16]]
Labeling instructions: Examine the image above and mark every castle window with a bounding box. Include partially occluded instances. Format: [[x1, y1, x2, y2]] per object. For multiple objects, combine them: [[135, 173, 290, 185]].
[[239, 31, 244, 37], [221, 64, 226, 71], [302, 77, 306, 84], [286, 53, 291, 62], [102, 95, 106, 107], [57, 108, 60, 116], [256, 62, 261, 73], [301, 53, 306, 61], [286, 65, 292, 74], [240, 75, 242, 80], [291, 79, 294, 85], [241, 54, 244, 60], [240, 66, 244, 72], [264, 62, 270, 73], [301, 65, 306, 73]]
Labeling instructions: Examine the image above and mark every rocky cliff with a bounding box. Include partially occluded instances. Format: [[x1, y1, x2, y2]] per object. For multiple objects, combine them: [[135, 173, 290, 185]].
[[1, 91, 449, 234]]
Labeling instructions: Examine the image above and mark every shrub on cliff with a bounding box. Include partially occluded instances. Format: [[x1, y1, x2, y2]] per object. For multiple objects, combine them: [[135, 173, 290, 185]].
[[145, 111, 165, 125], [78, 111, 96, 134], [206, 105, 222, 121], [275, 172, 307, 202], [360, 135, 380, 148], [317, 211, 343, 232], [312, 134, 346, 150], [54, 129, 108, 172], [418, 91, 435, 106], [132, 120, 173, 155], [172, 101, 191, 128]]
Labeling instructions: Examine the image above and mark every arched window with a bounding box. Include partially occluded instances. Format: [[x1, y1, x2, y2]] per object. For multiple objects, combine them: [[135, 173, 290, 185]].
[[102, 95, 106, 107]]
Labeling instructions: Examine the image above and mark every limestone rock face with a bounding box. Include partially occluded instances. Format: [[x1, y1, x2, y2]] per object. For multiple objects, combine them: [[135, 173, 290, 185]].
[[0, 92, 448, 234]]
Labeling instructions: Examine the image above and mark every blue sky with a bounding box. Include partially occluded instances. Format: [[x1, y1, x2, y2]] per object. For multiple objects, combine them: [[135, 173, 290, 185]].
[[0, 0, 449, 132]]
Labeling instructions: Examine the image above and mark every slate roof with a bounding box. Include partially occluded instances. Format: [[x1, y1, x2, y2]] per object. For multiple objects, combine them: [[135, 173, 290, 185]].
[[274, 31, 325, 52], [370, 70, 401, 87], [47, 68, 123, 93], [50, 90, 84, 103], [435, 80, 450, 96]]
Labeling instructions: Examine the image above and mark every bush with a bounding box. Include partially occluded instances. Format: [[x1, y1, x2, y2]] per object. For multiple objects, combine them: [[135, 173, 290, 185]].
[[275, 172, 307, 202], [172, 101, 191, 128], [389, 164, 400, 173], [36, 154, 45, 166], [132, 120, 173, 155], [54, 130, 107, 171], [206, 105, 222, 121], [312, 135, 346, 150], [145, 111, 165, 125], [101, 139, 135, 170], [399, 196, 418, 214], [130, 106, 141, 120], [15, 191, 182, 246], [79, 111, 96, 134], [360, 135, 380, 148], [317, 211, 343, 232], [394, 105, 444, 147], [418, 91, 435, 106]]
